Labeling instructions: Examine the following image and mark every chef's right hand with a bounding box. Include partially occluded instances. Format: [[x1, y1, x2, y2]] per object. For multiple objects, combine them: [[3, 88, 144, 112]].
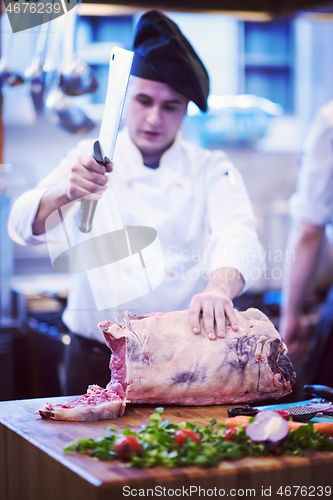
[[67, 155, 113, 201]]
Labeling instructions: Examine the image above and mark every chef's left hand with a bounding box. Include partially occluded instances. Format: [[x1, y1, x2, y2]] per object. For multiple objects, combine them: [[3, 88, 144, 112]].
[[189, 287, 239, 340], [189, 268, 244, 340]]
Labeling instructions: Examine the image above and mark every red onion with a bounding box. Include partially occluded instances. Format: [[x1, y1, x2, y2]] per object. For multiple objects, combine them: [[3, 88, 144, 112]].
[[246, 410, 289, 444]]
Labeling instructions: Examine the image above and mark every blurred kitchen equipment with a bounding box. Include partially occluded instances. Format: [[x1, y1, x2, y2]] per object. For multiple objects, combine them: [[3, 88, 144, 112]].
[[25, 23, 50, 116], [0, 33, 24, 86], [281, 406, 318, 423], [0, 164, 12, 196], [228, 407, 259, 417], [78, 47, 133, 233], [45, 14, 95, 134], [304, 384, 333, 402], [59, 7, 98, 97], [59, 60, 98, 96], [47, 87, 95, 134], [43, 15, 65, 95], [184, 94, 283, 147], [0, 193, 14, 322]]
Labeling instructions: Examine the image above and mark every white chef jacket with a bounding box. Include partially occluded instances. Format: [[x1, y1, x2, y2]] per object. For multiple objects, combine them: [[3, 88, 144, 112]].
[[290, 100, 333, 226], [8, 128, 263, 342]]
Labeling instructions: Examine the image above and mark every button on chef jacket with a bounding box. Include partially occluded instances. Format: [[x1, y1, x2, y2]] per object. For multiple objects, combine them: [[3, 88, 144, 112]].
[[290, 100, 333, 230], [8, 128, 264, 343]]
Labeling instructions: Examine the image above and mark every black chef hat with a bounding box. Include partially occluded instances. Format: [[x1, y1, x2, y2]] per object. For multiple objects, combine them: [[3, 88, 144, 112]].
[[131, 10, 209, 112]]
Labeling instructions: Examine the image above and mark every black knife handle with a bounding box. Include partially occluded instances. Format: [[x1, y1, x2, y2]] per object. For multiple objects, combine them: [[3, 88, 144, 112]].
[[303, 384, 333, 402], [78, 140, 110, 233], [92, 140, 111, 167]]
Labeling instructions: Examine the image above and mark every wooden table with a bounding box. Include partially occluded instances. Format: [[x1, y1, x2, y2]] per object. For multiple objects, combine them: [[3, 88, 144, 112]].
[[1, 397, 333, 500]]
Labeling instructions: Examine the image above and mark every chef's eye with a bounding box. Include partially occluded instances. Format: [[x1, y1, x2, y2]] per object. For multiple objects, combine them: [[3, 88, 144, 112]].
[[136, 95, 153, 107], [163, 103, 179, 112]]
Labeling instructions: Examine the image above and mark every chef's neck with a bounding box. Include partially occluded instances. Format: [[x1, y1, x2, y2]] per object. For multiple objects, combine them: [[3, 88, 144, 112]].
[[141, 139, 175, 169], [142, 152, 162, 169]]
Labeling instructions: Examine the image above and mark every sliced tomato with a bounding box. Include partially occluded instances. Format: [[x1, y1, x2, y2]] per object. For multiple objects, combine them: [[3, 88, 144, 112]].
[[274, 409, 290, 420], [224, 427, 238, 441], [114, 435, 142, 461], [174, 428, 201, 446]]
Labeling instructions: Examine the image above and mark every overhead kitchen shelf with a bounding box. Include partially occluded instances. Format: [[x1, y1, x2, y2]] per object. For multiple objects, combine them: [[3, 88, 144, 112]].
[[79, 0, 333, 18]]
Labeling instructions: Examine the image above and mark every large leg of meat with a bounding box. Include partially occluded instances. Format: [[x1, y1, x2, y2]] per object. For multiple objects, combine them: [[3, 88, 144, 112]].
[[37, 385, 126, 421], [99, 308, 296, 405]]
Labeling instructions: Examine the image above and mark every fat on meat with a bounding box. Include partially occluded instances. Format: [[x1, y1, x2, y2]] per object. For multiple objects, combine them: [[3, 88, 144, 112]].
[[99, 308, 296, 405], [37, 385, 126, 421]]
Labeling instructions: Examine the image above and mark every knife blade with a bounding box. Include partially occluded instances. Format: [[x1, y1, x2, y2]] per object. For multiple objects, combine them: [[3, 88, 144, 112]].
[[78, 47, 134, 233]]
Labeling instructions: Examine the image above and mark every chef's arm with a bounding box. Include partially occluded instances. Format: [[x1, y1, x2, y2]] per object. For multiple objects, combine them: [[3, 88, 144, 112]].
[[32, 182, 71, 235], [189, 267, 244, 340], [32, 155, 112, 235], [279, 221, 325, 359]]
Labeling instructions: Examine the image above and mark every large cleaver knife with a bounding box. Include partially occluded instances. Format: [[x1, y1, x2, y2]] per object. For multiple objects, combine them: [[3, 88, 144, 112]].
[[78, 47, 134, 233]]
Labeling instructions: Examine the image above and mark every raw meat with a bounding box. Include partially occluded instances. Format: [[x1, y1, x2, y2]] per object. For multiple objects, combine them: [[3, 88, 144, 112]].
[[99, 308, 296, 405], [37, 385, 126, 421]]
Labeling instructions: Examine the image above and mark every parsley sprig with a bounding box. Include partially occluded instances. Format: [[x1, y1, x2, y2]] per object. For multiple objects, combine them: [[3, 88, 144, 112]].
[[64, 408, 333, 467], [283, 422, 333, 456]]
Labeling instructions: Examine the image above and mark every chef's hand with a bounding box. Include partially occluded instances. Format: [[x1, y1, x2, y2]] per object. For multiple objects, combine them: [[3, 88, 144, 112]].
[[67, 155, 113, 202], [189, 289, 239, 340], [32, 155, 113, 236], [279, 312, 310, 363], [189, 268, 244, 340]]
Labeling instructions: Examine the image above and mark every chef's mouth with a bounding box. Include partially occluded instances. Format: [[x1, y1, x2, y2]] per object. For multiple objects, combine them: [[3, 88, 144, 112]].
[[142, 130, 161, 138]]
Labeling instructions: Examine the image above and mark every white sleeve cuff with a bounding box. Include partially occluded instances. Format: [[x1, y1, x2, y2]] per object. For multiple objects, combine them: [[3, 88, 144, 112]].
[[207, 230, 265, 293], [8, 187, 50, 246], [289, 193, 330, 226]]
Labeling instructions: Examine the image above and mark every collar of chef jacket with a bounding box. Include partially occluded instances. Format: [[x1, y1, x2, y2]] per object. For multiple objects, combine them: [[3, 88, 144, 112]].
[[113, 127, 183, 181]]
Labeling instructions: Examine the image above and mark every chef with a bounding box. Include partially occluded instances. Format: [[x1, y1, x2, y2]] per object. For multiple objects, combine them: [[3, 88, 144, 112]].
[[280, 100, 333, 384], [8, 10, 263, 395]]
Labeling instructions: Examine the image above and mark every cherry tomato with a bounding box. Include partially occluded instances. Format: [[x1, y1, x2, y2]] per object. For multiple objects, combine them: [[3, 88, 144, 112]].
[[274, 409, 290, 420], [114, 435, 142, 461], [174, 428, 201, 446], [224, 427, 238, 441]]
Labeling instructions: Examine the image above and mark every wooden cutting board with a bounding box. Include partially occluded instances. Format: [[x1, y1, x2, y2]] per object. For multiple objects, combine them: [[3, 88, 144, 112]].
[[1, 397, 333, 500]]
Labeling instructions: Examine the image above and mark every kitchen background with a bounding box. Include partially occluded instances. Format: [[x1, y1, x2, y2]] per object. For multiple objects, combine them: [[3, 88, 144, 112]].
[[1, 5, 333, 401]]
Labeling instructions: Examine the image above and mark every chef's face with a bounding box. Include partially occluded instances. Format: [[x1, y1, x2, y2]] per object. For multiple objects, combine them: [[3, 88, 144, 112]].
[[125, 76, 188, 158]]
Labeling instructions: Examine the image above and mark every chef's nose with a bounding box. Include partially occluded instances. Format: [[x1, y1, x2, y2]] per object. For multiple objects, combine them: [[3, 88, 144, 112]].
[[146, 104, 162, 126]]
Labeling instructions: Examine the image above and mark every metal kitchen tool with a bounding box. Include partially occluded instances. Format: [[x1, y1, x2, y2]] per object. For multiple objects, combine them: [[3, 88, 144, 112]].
[[43, 15, 64, 90], [304, 385, 333, 403], [59, 7, 98, 97], [78, 46, 134, 233], [255, 400, 322, 423], [25, 22, 50, 116], [59, 60, 98, 97], [45, 15, 95, 134], [44, 16, 66, 113], [282, 406, 318, 423], [53, 91, 95, 134]]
